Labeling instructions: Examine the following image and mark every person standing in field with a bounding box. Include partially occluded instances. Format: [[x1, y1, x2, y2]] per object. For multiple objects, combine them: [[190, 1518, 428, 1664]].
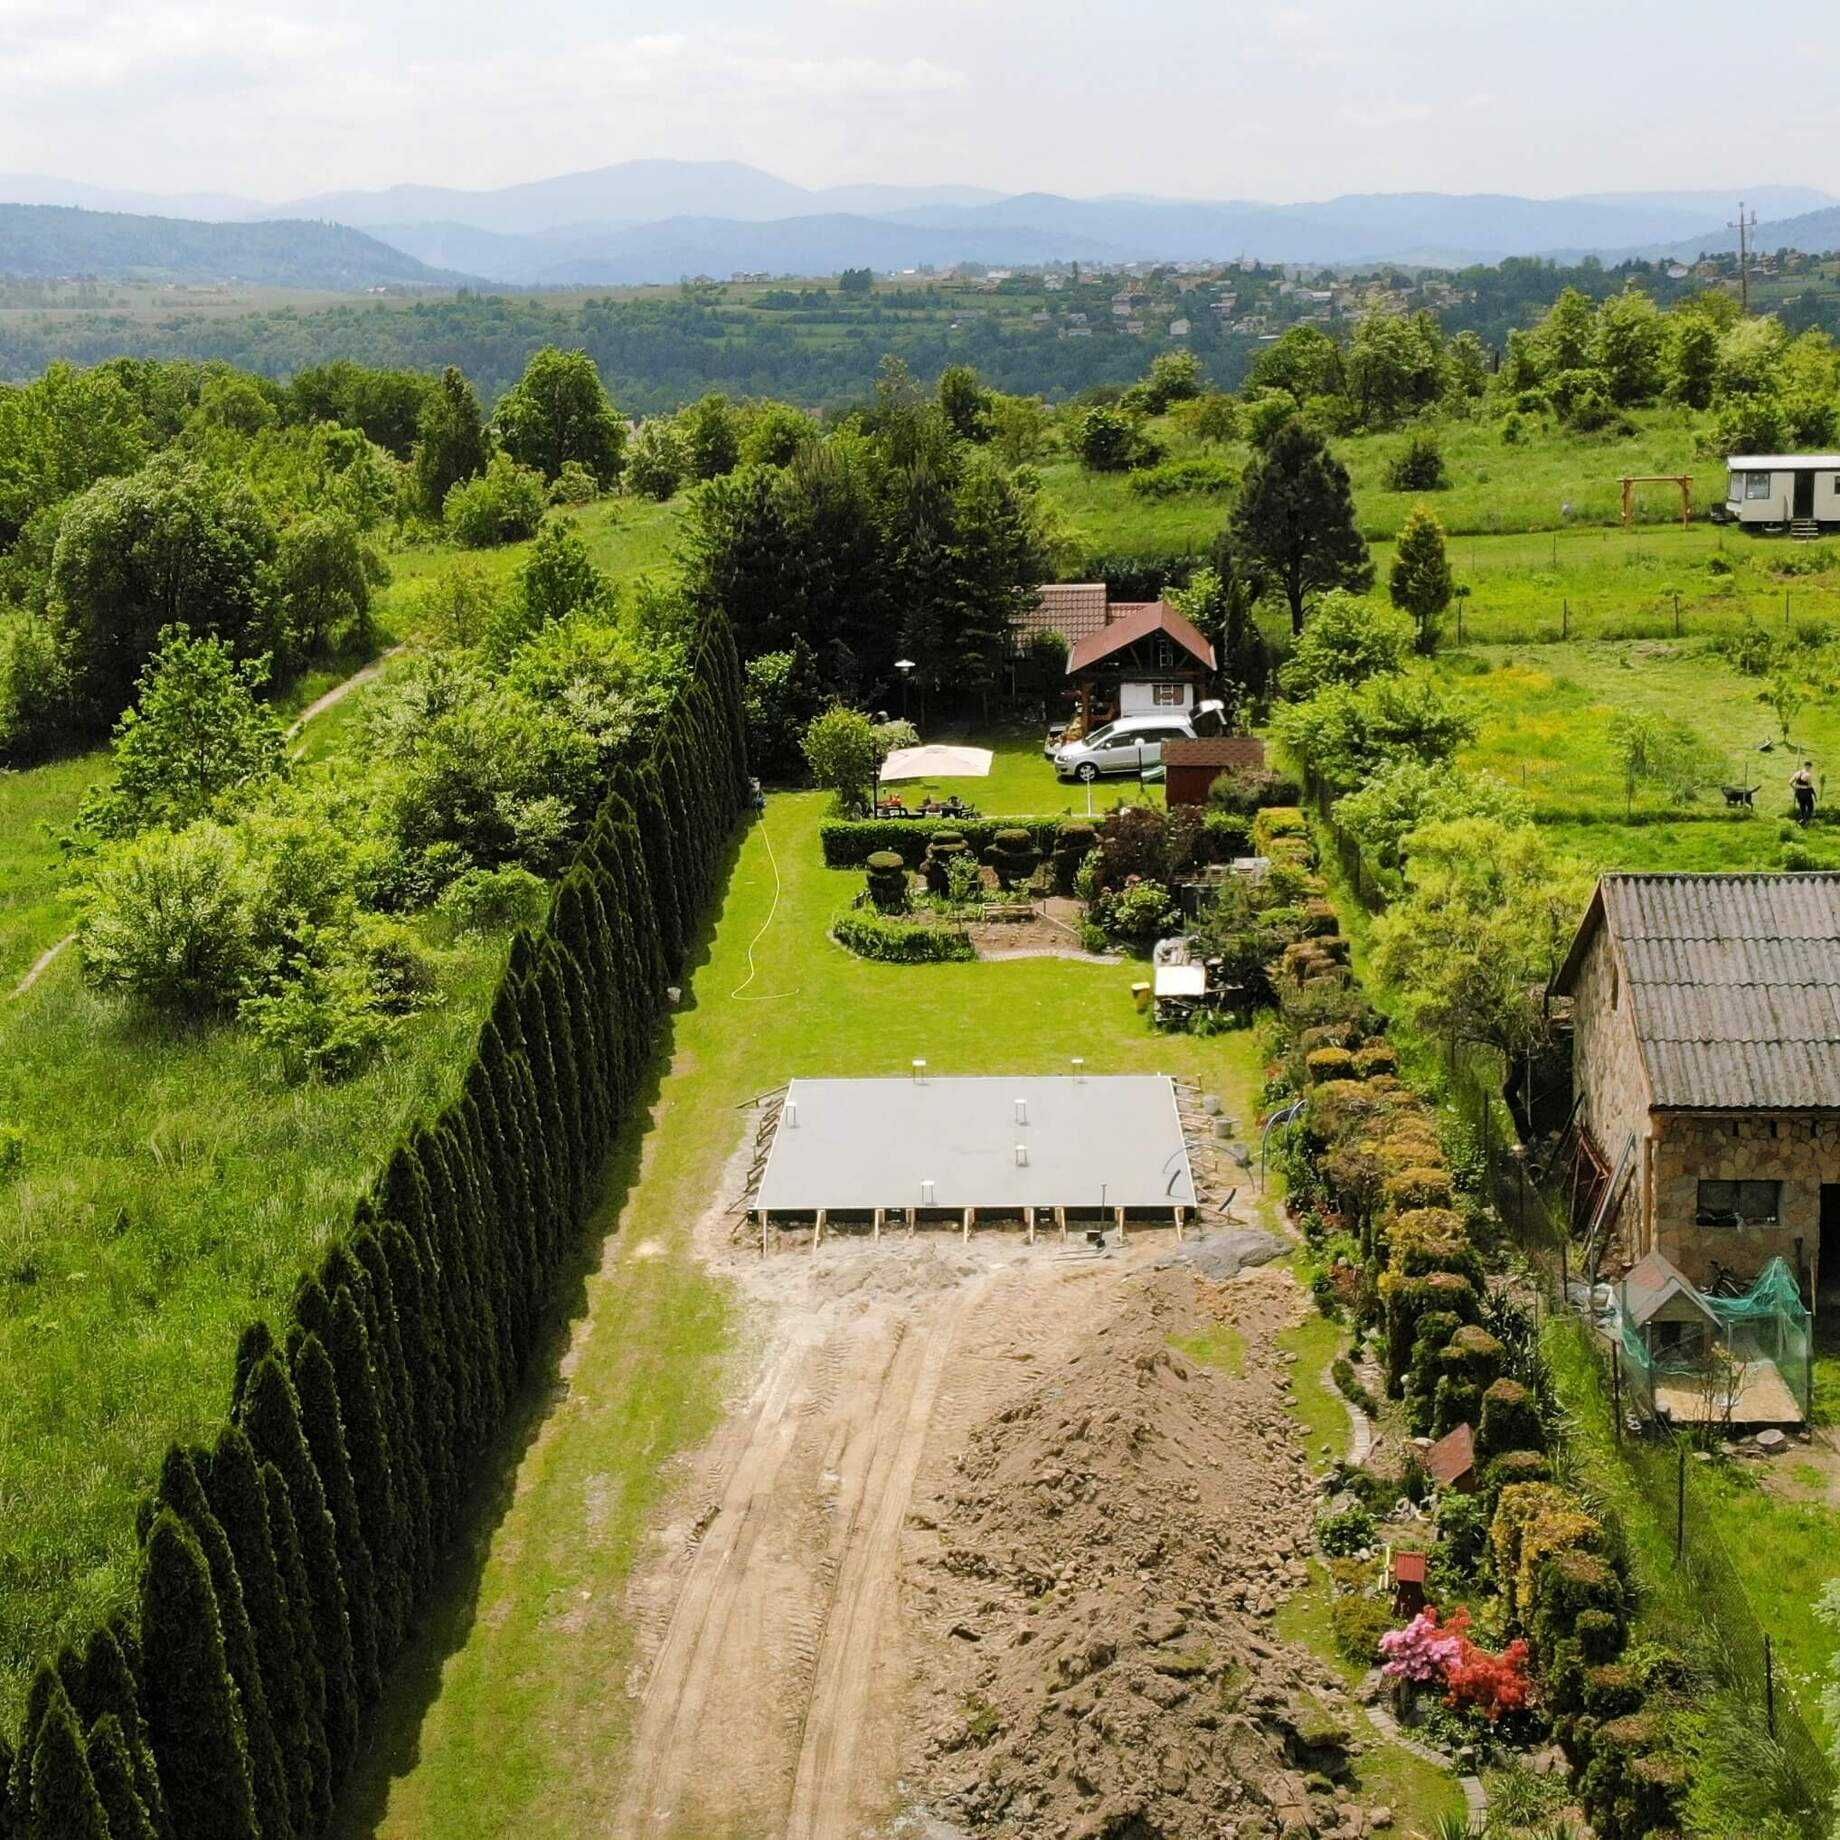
[[1792, 760, 1817, 825]]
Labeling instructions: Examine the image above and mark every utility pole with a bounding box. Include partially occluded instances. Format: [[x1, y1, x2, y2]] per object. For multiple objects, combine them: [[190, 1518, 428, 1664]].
[[1728, 201, 1758, 311]]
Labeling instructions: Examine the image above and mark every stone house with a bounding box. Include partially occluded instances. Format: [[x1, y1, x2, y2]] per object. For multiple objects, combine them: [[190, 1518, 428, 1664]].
[[1551, 874, 1840, 1303]]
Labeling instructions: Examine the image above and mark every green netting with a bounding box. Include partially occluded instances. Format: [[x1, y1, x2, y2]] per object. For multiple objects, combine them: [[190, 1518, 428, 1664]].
[[1617, 1256, 1811, 1423]]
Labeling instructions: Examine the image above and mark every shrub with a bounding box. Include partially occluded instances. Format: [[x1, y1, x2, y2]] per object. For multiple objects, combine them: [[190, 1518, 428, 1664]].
[[549, 460, 600, 505], [1384, 1270, 1478, 1392], [1315, 1504, 1378, 1557], [1329, 1592, 1395, 1665], [435, 865, 551, 936], [1093, 879, 1181, 947], [831, 909, 974, 963], [1491, 1482, 1602, 1619], [1305, 1046, 1357, 1085], [1386, 431, 1448, 491], [985, 827, 1038, 890], [1128, 456, 1237, 499], [443, 453, 547, 547], [240, 954, 394, 1083], [865, 850, 910, 912], [1352, 1041, 1398, 1079], [1383, 1165, 1453, 1214], [819, 816, 1066, 869], [1386, 1207, 1477, 1284], [1477, 1377, 1544, 1458], [78, 821, 258, 1017], [1051, 820, 1097, 892], [1482, 1448, 1553, 1511], [921, 830, 970, 895], [1207, 772, 1297, 829], [0, 1122, 22, 1176], [1251, 806, 1309, 853]]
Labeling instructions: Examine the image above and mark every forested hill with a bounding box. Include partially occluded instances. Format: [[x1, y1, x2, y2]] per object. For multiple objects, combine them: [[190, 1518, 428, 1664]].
[[0, 203, 463, 288]]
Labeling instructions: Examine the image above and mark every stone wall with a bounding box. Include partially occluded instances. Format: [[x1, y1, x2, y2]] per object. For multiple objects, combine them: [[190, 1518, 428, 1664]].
[[1569, 925, 1654, 1252], [1652, 1112, 1839, 1292]]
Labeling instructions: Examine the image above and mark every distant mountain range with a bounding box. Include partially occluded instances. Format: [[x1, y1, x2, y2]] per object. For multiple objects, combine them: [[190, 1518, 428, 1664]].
[[1, 161, 1835, 290], [0, 204, 460, 289]]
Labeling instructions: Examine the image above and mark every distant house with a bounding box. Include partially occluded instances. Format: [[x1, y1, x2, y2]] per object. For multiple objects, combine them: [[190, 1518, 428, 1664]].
[[1162, 736, 1266, 806], [1550, 873, 1840, 1301], [1168, 317, 1191, 338]]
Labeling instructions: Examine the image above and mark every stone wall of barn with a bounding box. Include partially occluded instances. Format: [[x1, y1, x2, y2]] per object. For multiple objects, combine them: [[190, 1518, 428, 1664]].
[[1651, 1112, 1840, 1291], [1569, 924, 1654, 1254]]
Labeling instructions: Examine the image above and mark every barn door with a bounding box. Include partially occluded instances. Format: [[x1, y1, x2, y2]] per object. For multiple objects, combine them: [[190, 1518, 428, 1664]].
[[1795, 471, 1816, 518]]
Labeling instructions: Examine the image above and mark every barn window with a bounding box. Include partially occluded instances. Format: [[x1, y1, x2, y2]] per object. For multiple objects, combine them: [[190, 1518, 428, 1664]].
[[1745, 471, 1774, 501], [1696, 1179, 1781, 1225], [1152, 682, 1184, 707]]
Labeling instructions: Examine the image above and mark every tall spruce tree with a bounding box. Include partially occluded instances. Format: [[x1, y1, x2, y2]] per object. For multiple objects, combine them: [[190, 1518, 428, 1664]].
[[85, 1714, 160, 1840], [286, 1333, 382, 1708], [0, 1734, 13, 1840], [136, 1510, 260, 1840], [412, 1131, 483, 1448], [239, 1355, 359, 1780], [154, 1446, 294, 1840], [374, 1222, 454, 1537], [204, 1424, 320, 1836], [8, 1663, 57, 1833], [258, 1463, 331, 1834], [26, 1680, 109, 1840]]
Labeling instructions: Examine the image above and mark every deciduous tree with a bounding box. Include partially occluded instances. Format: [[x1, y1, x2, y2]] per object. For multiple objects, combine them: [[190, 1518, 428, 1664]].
[[1230, 419, 1373, 633]]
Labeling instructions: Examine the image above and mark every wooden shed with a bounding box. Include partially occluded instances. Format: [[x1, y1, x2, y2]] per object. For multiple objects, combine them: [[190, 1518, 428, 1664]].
[[1162, 736, 1267, 807]]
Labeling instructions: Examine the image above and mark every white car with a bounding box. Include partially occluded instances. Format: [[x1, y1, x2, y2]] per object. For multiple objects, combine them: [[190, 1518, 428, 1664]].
[[1050, 701, 1224, 782]]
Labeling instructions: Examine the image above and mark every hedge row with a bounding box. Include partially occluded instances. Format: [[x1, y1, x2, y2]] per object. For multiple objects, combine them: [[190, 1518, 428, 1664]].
[[0, 616, 750, 1840], [821, 811, 1253, 870], [1273, 839, 1680, 1839], [831, 909, 975, 964]]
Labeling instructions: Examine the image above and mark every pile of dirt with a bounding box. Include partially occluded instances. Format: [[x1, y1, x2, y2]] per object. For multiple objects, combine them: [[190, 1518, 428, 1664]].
[[904, 1263, 1391, 1840]]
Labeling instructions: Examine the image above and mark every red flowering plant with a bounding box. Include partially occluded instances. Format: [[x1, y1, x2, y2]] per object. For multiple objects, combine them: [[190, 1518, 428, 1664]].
[[1380, 1606, 1535, 1725]]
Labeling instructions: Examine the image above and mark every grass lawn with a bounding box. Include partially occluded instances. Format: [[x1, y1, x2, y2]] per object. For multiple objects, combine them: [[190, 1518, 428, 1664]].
[[1278, 1269, 1355, 1472], [352, 788, 1273, 1838], [880, 723, 1165, 817], [1441, 639, 1840, 822], [0, 752, 104, 988]]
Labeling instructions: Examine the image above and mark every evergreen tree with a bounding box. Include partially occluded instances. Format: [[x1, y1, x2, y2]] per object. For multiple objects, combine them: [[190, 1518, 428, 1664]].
[[26, 1680, 109, 1840], [413, 1130, 482, 1447], [8, 1664, 57, 1833], [455, 1097, 517, 1395], [0, 1735, 13, 1840], [153, 1446, 293, 1840], [375, 1222, 454, 1535], [287, 1333, 382, 1707], [412, 366, 490, 514], [627, 765, 685, 976], [325, 1285, 406, 1662], [239, 1356, 359, 1779], [258, 1464, 331, 1832], [85, 1715, 159, 1840], [1230, 417, 1373, 634], [204, 1424, 320, 1835], [72, 1628, 168, 1840], [231, 1321, 274, 1418], [347, 1229, 431, 1596], [1388, 502, 1456, 652], [136, 1510, 260, 1840], [475, 1021, 537, 1353]]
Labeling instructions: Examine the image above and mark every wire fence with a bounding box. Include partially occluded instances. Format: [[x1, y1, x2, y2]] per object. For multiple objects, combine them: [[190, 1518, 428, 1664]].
[[1306, 779, 1839, 1822]]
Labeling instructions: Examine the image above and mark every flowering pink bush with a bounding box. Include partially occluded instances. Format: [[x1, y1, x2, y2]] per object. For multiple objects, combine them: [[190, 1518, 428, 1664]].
[[1379, 1605, 1534, 1722], [1379, 1606, 1466, 1684]]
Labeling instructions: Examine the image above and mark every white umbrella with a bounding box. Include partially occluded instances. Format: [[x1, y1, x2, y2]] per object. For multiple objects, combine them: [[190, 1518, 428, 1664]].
[[878, 745, 994, 782]]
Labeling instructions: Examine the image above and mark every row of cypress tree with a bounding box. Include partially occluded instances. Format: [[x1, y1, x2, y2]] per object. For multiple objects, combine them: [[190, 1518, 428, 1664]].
[[0, 613, 750, 1840]]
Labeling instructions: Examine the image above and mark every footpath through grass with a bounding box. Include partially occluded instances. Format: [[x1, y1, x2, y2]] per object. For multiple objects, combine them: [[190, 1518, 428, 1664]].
[[354, 788, 1271, 1838]]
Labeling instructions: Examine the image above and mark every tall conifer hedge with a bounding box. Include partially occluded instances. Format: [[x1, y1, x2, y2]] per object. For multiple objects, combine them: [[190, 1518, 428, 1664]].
[[6, 615, 747, 1833]]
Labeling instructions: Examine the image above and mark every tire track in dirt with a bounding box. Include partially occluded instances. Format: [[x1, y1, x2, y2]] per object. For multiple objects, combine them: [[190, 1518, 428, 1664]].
[[782, 1281, 986, 1840]]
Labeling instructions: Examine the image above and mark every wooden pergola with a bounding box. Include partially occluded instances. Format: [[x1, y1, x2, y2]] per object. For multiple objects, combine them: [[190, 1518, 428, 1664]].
[[1620, 474, 1692, 529]]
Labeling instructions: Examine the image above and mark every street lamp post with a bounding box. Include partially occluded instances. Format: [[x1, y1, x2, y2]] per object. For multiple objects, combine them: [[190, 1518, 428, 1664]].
[[894, 658, 916, 724]]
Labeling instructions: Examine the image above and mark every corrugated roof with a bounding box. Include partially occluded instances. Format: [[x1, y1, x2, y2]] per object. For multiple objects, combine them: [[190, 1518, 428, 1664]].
[[1066, 601, 1217, 676], [1558, 874, 1840, 1111], [1016, 582, 1108, 647], [1727, 455, 1840, 470]]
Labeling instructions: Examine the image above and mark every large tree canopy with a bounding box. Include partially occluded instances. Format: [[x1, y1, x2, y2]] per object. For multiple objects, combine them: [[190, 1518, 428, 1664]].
[[492, 347, 626, 487], [1229, 418, 1372, 633]]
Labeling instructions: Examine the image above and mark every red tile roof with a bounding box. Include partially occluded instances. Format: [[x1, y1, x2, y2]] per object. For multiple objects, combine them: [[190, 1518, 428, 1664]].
[[1066, 600, 1217, 676], [1017, 582, 1109, 647], [1424, 1422, 1477, 1488], [1393, 1550, 1429, 1584], [1163, 737, 1266, 771]]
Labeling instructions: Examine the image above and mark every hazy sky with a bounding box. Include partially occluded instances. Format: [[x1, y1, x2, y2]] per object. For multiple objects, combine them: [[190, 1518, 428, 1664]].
[[5, 0, 1839, 203]]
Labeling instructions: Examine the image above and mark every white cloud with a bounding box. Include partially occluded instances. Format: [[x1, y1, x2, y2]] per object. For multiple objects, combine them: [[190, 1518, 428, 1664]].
[[1340, 98, 1435, 131]]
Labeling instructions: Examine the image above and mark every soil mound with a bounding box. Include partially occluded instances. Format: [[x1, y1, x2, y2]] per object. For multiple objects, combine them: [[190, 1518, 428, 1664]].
[[906, 1264, 1380, 1839]]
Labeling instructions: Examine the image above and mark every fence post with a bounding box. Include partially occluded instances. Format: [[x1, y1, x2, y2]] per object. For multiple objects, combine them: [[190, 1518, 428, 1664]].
[[1676, 1441, 1687, 1561], [1766, 1633, 1777, 1739], [1674, 591, 1681, 637], [1563, 598, 1570, 639]]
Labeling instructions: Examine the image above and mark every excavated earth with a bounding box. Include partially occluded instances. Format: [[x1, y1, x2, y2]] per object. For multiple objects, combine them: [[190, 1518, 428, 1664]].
[[901, 1259, 1396, 1840]]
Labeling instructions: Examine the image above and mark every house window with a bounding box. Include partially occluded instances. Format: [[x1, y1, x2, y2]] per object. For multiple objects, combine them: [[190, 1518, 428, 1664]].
[[1696, 1178, 1782, 1226], [1154, 638, 1176, 669], [1152, 682, 1185, 707], [1745, 471, 1775, 501]]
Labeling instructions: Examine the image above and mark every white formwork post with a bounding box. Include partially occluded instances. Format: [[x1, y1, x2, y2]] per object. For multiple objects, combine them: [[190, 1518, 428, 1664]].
[[813, 1209, 826, 1255], [873, 1207, 884, 1242], [906, 1206, 917, 1237], [1174, 1205, 1185, 1243], [1026, 1206, 1036, 1245], [759, 1209, 769, 1257], [1115, 1205, 1126, 1242], [1057, 1205, 1067, 1244], [962, 1206, 974, 1244]]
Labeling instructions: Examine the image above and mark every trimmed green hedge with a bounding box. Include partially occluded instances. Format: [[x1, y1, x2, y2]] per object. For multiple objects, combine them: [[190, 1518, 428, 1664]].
[[831, 909, 975, 963], [0, 615, 751, 1838], [821, 810, 1252, 869]]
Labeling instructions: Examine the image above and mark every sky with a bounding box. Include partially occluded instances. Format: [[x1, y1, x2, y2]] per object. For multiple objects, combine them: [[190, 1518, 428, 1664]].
[[4, 0, 1839, 205]]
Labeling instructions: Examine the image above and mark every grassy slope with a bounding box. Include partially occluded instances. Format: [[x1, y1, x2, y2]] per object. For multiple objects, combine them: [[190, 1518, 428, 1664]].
[[353, 783, 1310, 1837], [0, 495, 687, 1724]]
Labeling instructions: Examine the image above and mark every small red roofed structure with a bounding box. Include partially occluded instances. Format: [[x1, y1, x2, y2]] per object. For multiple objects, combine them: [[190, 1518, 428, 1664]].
[[1424, 1422, 1478, 1494], [1391, 1549, 1429, 1619]]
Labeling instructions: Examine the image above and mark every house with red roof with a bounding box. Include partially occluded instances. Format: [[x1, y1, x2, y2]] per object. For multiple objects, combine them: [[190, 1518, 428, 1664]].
[[1021, 584, 1217, 732]]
